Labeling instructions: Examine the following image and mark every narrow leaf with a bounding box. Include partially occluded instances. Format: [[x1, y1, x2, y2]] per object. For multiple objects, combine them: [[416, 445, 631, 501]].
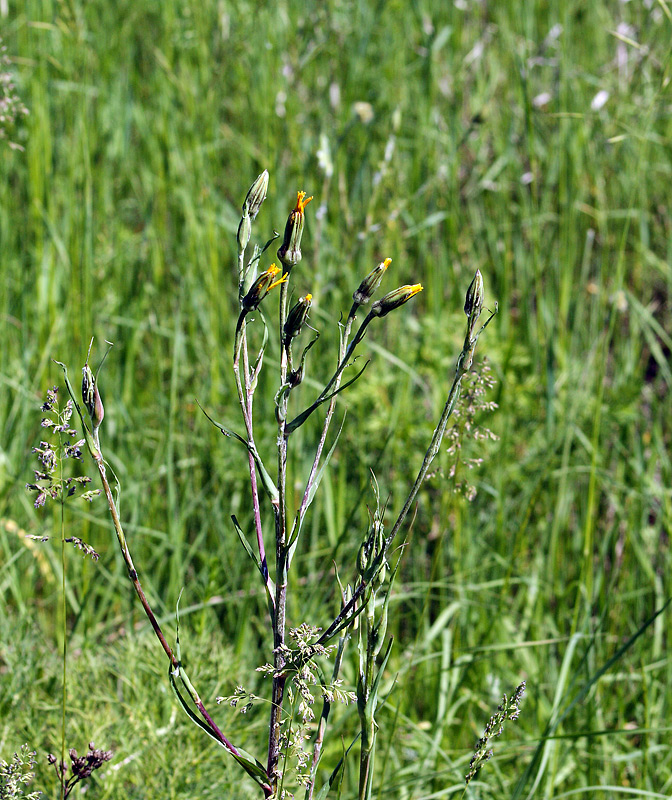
[[313, 733, 361, 800], [287, 414, 346, 567], [197, 402, 279, 504], [231, 514, 261, 569], [286, 361, 369, 434]]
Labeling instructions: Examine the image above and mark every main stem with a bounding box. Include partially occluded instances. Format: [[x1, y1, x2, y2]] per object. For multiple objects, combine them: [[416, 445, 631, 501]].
[[268, 275, 291, 786], [358, 596, 377, 800], [58, 429, 66, 800]]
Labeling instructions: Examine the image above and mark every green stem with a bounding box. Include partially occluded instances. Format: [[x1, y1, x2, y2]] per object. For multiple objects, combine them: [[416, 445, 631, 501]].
[[58, 427, 66, 800], [285, 311, 373, 434], [304, 307, 497, 654], [291, 312, 356, 567], [268, 276, 291, 788], [54, 364, 271, 790], [358, 595, 377, 800]]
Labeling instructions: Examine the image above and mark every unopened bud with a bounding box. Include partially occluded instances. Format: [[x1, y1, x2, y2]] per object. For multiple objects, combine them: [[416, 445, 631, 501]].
[[283, 294, 312, 345], [237, 213, 251, 252], [277, 190, 313, 270], [375, 561, 388, 588], [242, 263, 287, 311], [242, 170, 269, 220], [353, 258, 391, 306], [82, 364, 104, 431], [464, 269, 484, 318], [357, 541, 369, 575], [370, 283, 423, 317], [288, 366, 304, 388]]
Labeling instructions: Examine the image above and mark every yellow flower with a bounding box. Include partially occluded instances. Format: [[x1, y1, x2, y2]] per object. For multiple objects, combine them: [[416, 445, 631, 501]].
[[353, 257, 391, 306], [295, 190, 313, 214], [242, 263, 288, 310], [277, 191, 313, 269], [370, 284, 423, 317], [283, 293, 313, 345]]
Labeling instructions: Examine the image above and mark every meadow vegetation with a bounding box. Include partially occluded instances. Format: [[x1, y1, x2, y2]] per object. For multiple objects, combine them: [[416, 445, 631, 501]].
[[1, 1, 671, 797]]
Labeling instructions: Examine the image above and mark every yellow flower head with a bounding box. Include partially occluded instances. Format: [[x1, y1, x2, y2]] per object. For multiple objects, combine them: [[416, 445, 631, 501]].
[[295, 191, 314, 214], [242, 263, 288, 311], [278, 191, 313, 269], [371, 283, 423, 317], [283, 291, 314, 345], [353, 257, 392, 306]]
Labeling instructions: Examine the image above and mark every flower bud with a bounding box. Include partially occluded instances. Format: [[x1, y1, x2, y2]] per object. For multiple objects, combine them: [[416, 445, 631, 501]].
[[283, 294, 312, 345], [353, 258, 391, 306], [370, 283, 423, 317], [464, 269, 484, 318], [374, 561, 388, 588], [288, 365, 304, 388], [82, 363, 104, 432], [237, 213, 251, 252], [357, 541, 369, 576], [242, 263, 287, 311], [242, 170, 269, 220], [277, 190, 313, 270]]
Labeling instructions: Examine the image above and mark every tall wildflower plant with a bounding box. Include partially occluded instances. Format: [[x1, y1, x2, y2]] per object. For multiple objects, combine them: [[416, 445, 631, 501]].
[[54, 172, 497, 799]]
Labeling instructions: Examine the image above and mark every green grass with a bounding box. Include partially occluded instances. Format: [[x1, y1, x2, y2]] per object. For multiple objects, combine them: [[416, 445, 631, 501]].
[[1, 0, 671, 797]]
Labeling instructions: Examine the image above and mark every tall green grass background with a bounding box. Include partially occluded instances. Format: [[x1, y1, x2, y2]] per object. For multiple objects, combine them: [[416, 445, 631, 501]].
[[1, 0, 671, 797]]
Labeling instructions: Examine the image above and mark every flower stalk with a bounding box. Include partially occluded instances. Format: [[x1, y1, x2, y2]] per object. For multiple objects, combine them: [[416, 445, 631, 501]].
[[48, 164, 496, 799]]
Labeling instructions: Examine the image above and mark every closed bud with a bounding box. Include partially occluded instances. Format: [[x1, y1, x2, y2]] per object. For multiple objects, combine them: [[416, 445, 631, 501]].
[[277, 190, 313, 270], [82, 363, 104, 432], [357, 541, 369, 575], [283, 294, 312, 345], [373, 520, 384, 555], [242, 169, 269, 220], [242, 263, 287, 311], [237, 213, 251, 252], [288, 365, 304, 388], [353, 258, 391, 306], [375, 561, 388, 588], [464, 269, 484, 318], [370, 283, 423, 317]]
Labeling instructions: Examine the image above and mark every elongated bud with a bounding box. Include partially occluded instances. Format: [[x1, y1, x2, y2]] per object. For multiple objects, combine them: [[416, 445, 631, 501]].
[[357, 541, 370, 576], [464, 269, 484, 318], [237, 213, 251, 252], [242, 263, 287, 311], [82, 364, 104, 432], [277, 190, 313, 270], [374, 558, 388, 588], [283, 294, 312, 345], [353, 258, 391, 306], [243, 170, 269, 220], [370, 283, 423, 317]]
